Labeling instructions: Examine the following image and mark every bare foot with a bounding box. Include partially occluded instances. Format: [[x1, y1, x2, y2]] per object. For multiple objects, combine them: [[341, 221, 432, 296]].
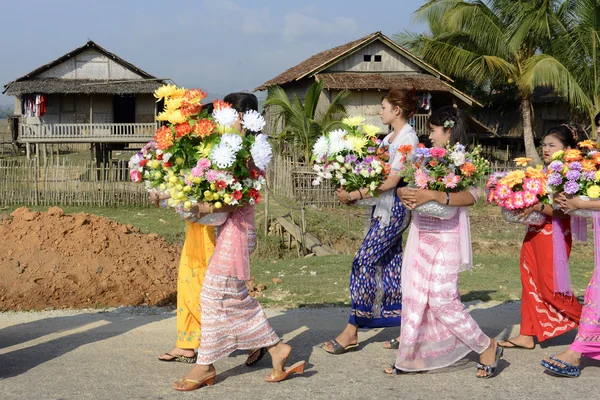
[[498, 335, 534, 349], [543, 349, 581, 367], [322, 324, 358, 352], [477, 339, 499, 378], [268, 342, 292, 373], [158, 347, 196, 361], [172, 364, 216, 390]]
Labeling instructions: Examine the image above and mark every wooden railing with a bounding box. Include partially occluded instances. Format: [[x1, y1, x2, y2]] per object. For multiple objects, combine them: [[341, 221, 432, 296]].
[[411, 114, 429, 136], [19, 122, 159, 143]]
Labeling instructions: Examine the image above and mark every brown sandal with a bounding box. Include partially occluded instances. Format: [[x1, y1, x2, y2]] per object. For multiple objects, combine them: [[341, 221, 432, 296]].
[[265, 361, 306, 382]]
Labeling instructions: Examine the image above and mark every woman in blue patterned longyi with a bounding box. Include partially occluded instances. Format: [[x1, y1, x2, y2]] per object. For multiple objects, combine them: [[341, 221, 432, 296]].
[[322, 89, 418, 354]]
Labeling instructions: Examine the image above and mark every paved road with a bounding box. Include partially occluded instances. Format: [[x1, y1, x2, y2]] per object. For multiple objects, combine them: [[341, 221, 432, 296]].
[[1, 302, 598, 400]]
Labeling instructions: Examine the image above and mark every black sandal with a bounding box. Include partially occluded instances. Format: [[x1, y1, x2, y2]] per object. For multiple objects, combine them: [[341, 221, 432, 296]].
[[322, 339, 359, 355], [384, 364, 406, 375], [383, 338, 400, 350], [158, 352, 197, 363], [245, 347, 267, 366], [476, 345, 503, 379]]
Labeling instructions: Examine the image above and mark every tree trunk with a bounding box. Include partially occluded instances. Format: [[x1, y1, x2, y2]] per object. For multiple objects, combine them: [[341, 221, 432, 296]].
[[520, 96, 542, 165]]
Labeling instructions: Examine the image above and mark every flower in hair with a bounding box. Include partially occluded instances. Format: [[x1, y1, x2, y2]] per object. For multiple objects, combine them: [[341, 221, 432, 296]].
[[443, 120, 455, 129]]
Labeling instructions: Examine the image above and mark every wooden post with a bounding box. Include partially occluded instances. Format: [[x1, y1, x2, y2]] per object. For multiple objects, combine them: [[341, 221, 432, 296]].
[[264, 187, 269, 236], [26, 143, 31, 159], [300, 205, 307, 256]]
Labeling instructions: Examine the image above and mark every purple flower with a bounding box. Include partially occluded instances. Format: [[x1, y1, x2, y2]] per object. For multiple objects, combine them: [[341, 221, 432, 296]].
[[363, 156, 374, 164], [566, 170, 581, 181], [367, 147, 376, 154], [547, 173, 563, 186], [564, 181, 580, 194], [454, 144, 466, 152], [568, 161, 582, 171], [415, 147, 430, 158], [549, 161, 563, 172], [583, 171, 596, 181], [345, 154, 357, 163]]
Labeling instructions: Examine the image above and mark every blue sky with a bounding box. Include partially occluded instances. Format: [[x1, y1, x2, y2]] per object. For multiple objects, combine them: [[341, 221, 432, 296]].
[[0, 0, 428, 106]]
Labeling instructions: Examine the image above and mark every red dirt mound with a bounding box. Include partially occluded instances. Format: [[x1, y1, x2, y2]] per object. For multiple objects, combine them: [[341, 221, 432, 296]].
[[0, 207, 181, 311]]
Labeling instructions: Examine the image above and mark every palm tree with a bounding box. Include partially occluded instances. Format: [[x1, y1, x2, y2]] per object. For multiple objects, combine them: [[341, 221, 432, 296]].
[[264, 81, 350, 163], [397, 0, 592, 164]]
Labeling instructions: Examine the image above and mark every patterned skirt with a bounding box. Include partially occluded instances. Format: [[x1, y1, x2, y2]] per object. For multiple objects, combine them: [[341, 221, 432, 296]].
[[348, 194, 410, 328], [570, 269, 600, 360], [395, 230, 490, 371], [196, 271, 280, 365]]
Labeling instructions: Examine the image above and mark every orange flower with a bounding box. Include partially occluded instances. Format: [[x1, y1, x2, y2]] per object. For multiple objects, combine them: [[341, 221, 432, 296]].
[[175, 122, 193, 138], [525, 167, 545, 180], [582, 159, 596, 172], [213, 100, 232, 111], [460, 162, 476, 177], [593, 153, 600, 165], [193, 119, 216, 138], [154, 126, 174, 150], [397, 145, 414, 154], [429, 160, 438, 167], [500, 170, 525, 188], [579, 140, 597, 149], [182, 89, 207, 106], [513, 157, 531, 167], [181, 104, 203, 117], [564, 149, 582, 162]]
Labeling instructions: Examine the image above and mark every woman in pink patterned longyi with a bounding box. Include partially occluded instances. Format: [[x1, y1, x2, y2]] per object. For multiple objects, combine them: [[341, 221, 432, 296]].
[[386, 106, 503, 378]]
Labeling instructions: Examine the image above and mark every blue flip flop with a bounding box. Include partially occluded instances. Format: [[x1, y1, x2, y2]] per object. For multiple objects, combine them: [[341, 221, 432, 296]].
[[540, 356, 581, 378]]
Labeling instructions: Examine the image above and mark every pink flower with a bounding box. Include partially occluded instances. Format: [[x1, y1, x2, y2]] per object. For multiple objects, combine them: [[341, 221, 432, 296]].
[[513, 192, 525, 209], [442, 173, 461, 189], [191, 167, 204, 178], [205, 169, 219, 182], [523, 178, 542, 194], [430, 148, 447, 158], [185, 176, 194, 186], [414, 169, 432, 189], [196, 158, 211, 170], [523, 190, 537, 207], [130, 170, 142, 183]]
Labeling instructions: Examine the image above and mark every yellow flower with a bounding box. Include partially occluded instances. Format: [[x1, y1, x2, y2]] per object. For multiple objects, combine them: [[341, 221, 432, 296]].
[[156, 110, 170, 121], [167, 110, 186, 125], [224, 195, 231, 205], [170, 88, 186, 99], [195, 142, 214, 158], [361, 124, 380, 137], [192, 177, 201, 184], [153, 172, 162, 180], [346, 135, 368, 156], [175, 157, 185, 166], [579, 140, 597, 149], [212, 192, 220, 200], [587, 185, 600, 199], [148, 160, 160, 169], [183, 185, 192, 193], [203, 190, 213, 201], [159, 184, 167, 191], [210, 183, 216, 191], [154, 84, 178, 102], [214, 202, 223, 209], [513, 157, 532, 167], [183, 201, 192, 209], [499, 170, 526, 188], [165, 97, 183, 111], [552, 150, 565, 160], [342, 115, 365, 127], [169, 176, 178, 184], [595, 170, 600, 181], [525, 167, 545, 180]]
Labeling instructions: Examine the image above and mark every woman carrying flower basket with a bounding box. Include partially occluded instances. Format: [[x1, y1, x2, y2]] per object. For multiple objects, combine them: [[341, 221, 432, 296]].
[[389, 106, 502, 378], [540, 114, 600, 378], [498, 126, 582, 352], [172, 93, 305, 391], [322, 89, 419, 355]]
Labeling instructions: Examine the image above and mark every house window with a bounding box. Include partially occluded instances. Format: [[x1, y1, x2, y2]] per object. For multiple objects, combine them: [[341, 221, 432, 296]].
[[374, 55, 382, 62], [363, 55, 372, 62]]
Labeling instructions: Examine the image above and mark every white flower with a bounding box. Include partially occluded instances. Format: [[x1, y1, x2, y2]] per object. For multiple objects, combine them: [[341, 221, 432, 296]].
[[253, 180, 263, 190], [450, 151, 465, 166], [212, 107, 239, 127], [313, 164, 321, 172], [221, 133, 243, 152], [328, 129, 347, 142], [129, 153, 143, 169], [232, 182, 243, 191], [242, 110, 266, 132], [323, 172, 332, 179], [369, 182, 377, 191], [250, 134, 273, 171], [230, 199, 239, 205], [312, 136, 329, 159], [163, 152, 173, 162], [360, 169, 369, 178], [243, 178, 254, 187], [340, 167, 347, 174], [210, 143, 237, 169], [336, 155, 345, 163], [312, 178, 322, 186], [339, 178, 347, 185], [249, 198, 256, 206]]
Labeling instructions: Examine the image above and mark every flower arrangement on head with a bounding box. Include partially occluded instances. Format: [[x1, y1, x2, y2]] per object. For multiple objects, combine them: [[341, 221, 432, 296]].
[[311, 115, 390, 196], [546, 140, 600, 200], [129, 84, 272, 212], [486, 157, 548, 210], [397, 143, 490, 193]]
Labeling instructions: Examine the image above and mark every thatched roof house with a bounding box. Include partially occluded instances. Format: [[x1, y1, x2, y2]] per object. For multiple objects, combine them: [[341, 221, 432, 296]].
[[256, 31, 482, 136], [4, 40, 167, 157]]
